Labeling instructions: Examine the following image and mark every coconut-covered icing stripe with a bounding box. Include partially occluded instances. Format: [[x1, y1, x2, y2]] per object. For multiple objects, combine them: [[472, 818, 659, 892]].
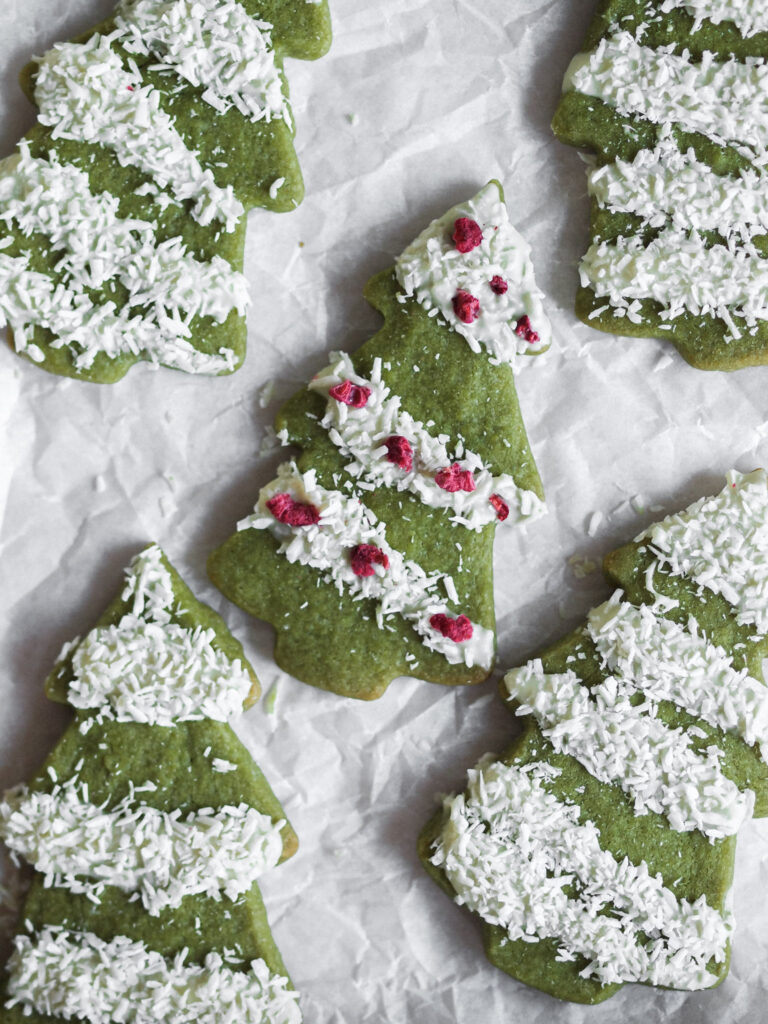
[[308, 352, 545, 530], [641, 469, 768, 634], [432, 759, 731, 989], [0, 781, 284, 915], [116, 0, 287, 123], [580, 228, 768, 335], [395, 181, 551, 365], [659, 0, 768, 38], [34, 34, 243, 229], [237, 462, 494, 669], [0, 251, 239, 373], [6, 927, 301, 1024], [0, 145, 248, 312], [588, 137, 768, 238], [69, 620, 253, 725], [504, 661, 753, 837], [565, 31, 768, 157], [588, 594, 768, 756]]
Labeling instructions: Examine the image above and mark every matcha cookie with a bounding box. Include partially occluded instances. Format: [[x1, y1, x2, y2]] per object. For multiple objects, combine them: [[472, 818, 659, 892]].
[[419, 470, 768, 1002], [0, 0, 331, 382], [0, 544, 302, 1023], [552, 0, 768, 370], [209, 182, 549, 700]]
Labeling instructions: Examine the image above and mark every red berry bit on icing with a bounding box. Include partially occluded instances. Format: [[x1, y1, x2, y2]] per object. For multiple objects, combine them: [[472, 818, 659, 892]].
[[430, 613, 474, 643], [350, 544, 390, 577], [490, 275, 508, 295], [490, 494, 510, 521], [384, 435, 413, 472], [435, 463, 476, 493], [452, 217, 483, 253], [329, 380, 372, 408], [514, 315, 540, 344], [452, 290, 480, 324], [266, 493, 321, 527]]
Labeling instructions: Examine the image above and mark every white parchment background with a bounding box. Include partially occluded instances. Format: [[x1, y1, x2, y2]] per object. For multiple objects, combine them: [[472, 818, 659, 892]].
[[2, 1, 768, 1021]]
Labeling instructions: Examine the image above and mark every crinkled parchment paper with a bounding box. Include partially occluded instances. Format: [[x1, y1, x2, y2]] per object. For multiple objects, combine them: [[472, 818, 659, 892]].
[[1, 1, 768, 1021]]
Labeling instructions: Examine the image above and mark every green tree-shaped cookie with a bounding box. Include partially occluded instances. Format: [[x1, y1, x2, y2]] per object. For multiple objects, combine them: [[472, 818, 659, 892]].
[[552, 0, 768, 369], [0, 545, 302, 1023], [420, 470, 768, 1002], [209, 182, 550, 700], [0, 0, 331, 382]]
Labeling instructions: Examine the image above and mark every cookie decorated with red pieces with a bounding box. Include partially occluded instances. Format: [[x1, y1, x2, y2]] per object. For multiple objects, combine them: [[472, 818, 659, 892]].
[[209, 181, 551, 699]]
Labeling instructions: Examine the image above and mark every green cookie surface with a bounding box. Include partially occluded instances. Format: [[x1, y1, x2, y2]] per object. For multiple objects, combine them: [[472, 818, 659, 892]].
[[4, 0, 332, 382], [552, 0, 768, 370], [209, 268, 543, 700]]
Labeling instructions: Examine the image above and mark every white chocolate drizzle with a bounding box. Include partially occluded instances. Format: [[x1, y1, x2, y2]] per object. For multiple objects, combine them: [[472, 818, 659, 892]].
[[34, 34, 244, 229], [0, 780, 283, 915], [588, 593, 768, 757], [116, 0, 287, 123], [504, 660, 753, 837], [395, 181, 551, 364], [63, 545, 253, 723], [308, 352, 545, 530], [579, 227, 768, 336], [6, 927, 302, 1024], [565, 31, 768, 158], [641, 469, 768, 633], [587, 136, 768, 239], [659, 0, 768, 39], [237, 462, 494, 669], [432, 758, 731, 989]]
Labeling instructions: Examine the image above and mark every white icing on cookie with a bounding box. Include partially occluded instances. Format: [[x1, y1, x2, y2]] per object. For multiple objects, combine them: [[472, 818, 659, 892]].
[[0, 251, 240, 373], [34, 34, 243, 229], [579, 227, 768, 336], [588, 137, 768, 238], [565, 31, 768, 158], [6, 927, 301, 1024], [504, 661, 753, 837], [641, 469, 768, 633], [432, 758, 731, 989], [588, 593, 768, 757], [395, 181, 551, 364], [237, 462, 494, 669], [0, 781, 283, 915], [60, 545, 253, 723], [116, 0, 287, 123], [308, 352, 545, 530], [660, 0, 768, 39]]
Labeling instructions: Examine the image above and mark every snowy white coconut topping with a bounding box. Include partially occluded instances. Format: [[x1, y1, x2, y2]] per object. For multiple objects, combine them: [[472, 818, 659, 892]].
[[0, 780, 284, 915], [395, 181, 551, 364], [116, 0, 287, 123], [660, 0, 768, 38], [6, 927, 302, 1024], [641, 469, 768, 633], [432, 758, 731, 989], [504, 660, 753, 838], [238, 462, 494, 669], [308, 352, 545, 530]]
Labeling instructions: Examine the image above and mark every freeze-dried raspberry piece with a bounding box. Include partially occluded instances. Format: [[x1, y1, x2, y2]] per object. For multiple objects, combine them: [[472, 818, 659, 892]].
[[490, 494, 510, 521], [435, 463, 476, 493], [453, 290, 481, 324], [490, 275, 508, 295], [266, 492, 321, 527], [384, 435, 414, 472], [329, 379, 372, 408], [452, 217, 483, 253], [514, 315, 540, 344], [430, 613, 474, 642], [350, 544, 390, 577]]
